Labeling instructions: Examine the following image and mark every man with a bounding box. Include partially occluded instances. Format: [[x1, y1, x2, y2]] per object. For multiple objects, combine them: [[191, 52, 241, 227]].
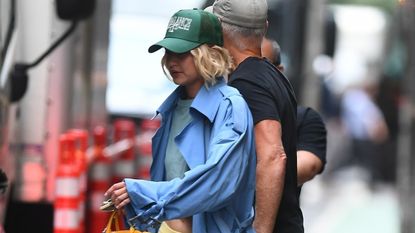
[[296, 107, 327, 187], [261, 38, 285, 72], [211, 1, 302, 232], [340, 80, 388, 185], [261, 37, 327, 188]]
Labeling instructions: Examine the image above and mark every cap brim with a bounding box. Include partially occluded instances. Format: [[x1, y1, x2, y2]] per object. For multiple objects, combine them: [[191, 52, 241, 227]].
[[148, 38, 201, 53]]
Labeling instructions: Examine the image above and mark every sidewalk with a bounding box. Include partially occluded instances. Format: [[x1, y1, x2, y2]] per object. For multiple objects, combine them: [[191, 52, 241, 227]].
[[301, 167, 400, 233]]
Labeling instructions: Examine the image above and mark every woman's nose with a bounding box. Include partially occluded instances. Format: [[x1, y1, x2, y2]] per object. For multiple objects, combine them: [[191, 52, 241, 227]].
[[165, 52, 175, 63]]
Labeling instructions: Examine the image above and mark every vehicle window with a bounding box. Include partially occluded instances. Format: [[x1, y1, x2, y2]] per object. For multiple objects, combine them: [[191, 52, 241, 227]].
[[0, 0, 12, 68], [107, 0, 205, 118]]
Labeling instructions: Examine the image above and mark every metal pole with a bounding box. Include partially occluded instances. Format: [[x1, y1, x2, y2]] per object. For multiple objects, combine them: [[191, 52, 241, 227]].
[[397, 1, 415, 232], [300, 0, 326, 109]]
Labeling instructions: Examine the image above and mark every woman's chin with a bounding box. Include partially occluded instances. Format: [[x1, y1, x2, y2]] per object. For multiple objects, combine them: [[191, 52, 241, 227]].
[[171, 77, 183, 85]]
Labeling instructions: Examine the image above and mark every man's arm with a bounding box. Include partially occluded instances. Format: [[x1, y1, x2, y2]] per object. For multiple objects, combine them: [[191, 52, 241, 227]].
[[296, 106, 327, 186], [297, 150, 323, 186], [253, 119, 286, 233]]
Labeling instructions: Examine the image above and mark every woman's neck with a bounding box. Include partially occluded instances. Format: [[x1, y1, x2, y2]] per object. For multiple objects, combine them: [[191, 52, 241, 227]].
[[184, 80, 204, 99]]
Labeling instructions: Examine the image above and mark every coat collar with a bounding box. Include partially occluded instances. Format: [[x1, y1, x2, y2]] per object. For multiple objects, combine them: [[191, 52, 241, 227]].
[[156, 77, 226, 123]]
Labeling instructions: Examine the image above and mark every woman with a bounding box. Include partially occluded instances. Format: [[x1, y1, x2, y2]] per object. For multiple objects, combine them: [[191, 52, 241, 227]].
[[105, 9, 256, 233]]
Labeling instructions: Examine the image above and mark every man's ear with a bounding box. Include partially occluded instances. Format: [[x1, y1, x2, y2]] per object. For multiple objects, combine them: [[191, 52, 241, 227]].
[[278, 65, 285, 73], [265, 20, 269, 34]]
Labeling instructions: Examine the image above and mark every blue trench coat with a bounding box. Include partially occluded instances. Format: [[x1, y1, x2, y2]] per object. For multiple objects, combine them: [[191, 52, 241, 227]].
[[124, 78, 256, 233]]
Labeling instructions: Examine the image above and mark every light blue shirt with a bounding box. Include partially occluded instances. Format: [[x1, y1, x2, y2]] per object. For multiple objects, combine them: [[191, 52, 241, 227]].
[[124, 78, 256, 233]]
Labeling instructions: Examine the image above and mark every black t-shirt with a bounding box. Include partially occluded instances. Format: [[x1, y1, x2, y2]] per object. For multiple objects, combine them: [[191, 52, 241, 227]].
[[228, 57, 302, 233], [296, 106, 327, 198], [297, 106, 327, 170]]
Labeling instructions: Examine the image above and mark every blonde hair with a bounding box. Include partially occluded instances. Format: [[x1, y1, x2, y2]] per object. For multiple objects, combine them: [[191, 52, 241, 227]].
[[161, 44, 234, 87]]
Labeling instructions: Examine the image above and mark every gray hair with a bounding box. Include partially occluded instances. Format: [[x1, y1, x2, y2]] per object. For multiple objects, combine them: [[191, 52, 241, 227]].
[[221, 21, 266, 51]]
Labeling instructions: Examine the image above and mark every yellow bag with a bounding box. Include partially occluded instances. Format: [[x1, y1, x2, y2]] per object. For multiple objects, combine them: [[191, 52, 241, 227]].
[[104, 210, 145, 233]]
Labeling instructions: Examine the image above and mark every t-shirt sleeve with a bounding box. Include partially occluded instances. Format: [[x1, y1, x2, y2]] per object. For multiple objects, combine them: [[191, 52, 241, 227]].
[[230, 78, 280, 124], [297, 107, 327, 173]]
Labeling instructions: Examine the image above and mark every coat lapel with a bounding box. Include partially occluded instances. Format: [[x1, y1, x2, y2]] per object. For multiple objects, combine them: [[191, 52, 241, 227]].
[[175, 118, 208, 169]]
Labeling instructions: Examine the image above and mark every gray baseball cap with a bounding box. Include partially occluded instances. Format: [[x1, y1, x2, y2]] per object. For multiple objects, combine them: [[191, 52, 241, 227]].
[[212, 0, 268, 29]]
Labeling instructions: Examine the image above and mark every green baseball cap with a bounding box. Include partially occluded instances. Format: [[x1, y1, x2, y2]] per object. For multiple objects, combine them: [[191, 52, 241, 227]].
[[148, 9, 223, 54]]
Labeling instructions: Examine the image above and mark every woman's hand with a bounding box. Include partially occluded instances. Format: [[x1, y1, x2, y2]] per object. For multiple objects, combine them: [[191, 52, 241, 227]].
[[104, 181, 131, 209]]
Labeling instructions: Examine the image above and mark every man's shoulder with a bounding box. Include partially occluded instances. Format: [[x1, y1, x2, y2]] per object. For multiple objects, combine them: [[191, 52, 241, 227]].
[[233, 57, 272, 76], [232, 57, 287, 84], [297, 106, 324, 125], [297, 106, 309, 123]]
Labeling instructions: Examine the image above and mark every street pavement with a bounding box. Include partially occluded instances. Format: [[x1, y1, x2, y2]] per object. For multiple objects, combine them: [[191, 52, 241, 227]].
[[300, 166, 400, 233]]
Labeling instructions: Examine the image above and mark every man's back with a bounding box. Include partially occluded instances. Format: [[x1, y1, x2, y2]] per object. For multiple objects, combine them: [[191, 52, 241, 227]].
[[229, 57, 303, 233]]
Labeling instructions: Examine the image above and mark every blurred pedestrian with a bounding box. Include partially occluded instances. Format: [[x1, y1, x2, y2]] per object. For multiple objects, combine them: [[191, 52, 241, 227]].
[[210, 1, 302, 232], [261, 37, 285, 72], [105, 9, 256, 233], [341, 78, 389, 185]]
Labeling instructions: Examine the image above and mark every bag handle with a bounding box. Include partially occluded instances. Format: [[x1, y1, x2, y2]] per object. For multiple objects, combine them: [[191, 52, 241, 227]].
[[105, 211, 118, 233], [106, 210, 138, 233]]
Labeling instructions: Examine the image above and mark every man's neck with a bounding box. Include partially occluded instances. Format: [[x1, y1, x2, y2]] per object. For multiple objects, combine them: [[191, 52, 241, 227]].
[[227, 46, 262, 67], [224, 37, 262, 67]]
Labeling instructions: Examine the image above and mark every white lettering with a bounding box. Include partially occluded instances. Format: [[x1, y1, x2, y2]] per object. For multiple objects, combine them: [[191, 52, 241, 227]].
[[167, 16, 192, 33]]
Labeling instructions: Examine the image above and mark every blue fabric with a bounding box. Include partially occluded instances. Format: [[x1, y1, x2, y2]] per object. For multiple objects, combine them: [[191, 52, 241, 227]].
[[124, 78, 256, 233]]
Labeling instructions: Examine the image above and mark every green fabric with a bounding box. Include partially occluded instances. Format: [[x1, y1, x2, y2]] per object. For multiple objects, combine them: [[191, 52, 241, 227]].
[[148, 9, 223, 53]]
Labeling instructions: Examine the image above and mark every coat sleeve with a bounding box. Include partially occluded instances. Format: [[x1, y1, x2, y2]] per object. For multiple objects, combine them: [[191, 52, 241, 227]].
[[123, 96, 255, 230]]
